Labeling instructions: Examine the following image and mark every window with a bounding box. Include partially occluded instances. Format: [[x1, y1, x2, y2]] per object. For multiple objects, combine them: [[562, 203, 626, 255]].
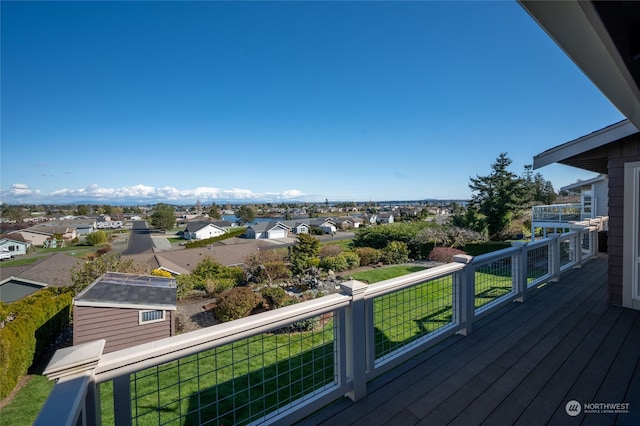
[[139, 309, 165, 324]]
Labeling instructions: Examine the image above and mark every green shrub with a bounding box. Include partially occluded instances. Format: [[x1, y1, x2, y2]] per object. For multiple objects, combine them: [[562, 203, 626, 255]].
[[319, 255, 349, 272], [428, 246, 466, 263], [86, 230, 108, 246], [185, 227, 246, 248], [214, 287, 260, 322], [260, 286, 289, 309], [0, 288, 73, 399], [356, 247, 381, 266], [463, 241, 511, 256], [381, 241, 410, 264], [275, 300, 320, 332], [342, 251, 361, 269]]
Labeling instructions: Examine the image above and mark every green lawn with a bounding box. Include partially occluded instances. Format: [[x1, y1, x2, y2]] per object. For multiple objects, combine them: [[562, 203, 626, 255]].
[[100, 321, 336, 425], [350, 265, 427, 283], [0, 376, 55, 425]]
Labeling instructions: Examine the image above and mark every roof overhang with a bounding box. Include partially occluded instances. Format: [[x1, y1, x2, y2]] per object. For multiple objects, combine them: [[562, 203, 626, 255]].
[[533, 119, 638, 172], [519, 1, 640, 129]]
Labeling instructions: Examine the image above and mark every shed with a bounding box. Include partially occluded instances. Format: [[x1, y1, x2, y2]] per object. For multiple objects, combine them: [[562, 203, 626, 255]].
[[73, 272, 177, 353]]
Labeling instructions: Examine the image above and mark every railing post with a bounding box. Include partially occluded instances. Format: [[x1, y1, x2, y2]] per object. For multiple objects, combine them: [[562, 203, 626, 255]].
[[340, 280, 368, 402], [35, 340, 106, 426], [574, 231, 583, 268], [511, 241, 528, 302], [453, 255, 474, 336], [549, 233, 561, 282], [113, 374, 132, 425]]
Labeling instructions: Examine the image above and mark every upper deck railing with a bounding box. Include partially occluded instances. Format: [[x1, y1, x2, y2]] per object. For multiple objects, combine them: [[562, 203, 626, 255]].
[[35, 226, 601, 426], [531, 203, 583, 223]]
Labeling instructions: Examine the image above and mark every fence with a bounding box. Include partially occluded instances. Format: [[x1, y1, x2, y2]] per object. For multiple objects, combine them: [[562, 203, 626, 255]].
[[35, 227, 600, 426]]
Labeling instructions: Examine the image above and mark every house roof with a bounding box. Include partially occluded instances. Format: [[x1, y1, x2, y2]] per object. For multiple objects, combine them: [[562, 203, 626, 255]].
[[123, 240, 272, 273], [532, 119, 638, 172], [248, 221, 289, 232], [0, 236, 29, 245], [560, 174, 608, 192], [74, 272, 176, 310], [0, 253, 84, 287], [184, 220, 217, 233], [519, 1, 640, 129]]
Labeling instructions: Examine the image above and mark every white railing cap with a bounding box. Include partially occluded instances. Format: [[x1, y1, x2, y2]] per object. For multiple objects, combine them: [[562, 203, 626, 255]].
[[43, 339, 105, 380]]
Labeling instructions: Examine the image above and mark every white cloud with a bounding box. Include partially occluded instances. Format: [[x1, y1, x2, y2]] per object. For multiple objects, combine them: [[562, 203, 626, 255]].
[[0, 183, 310, 204]]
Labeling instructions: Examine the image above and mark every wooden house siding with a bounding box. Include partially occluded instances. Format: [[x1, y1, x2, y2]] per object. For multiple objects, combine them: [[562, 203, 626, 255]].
[[606, 133, 640, 306], [73, 306, 174, 353]]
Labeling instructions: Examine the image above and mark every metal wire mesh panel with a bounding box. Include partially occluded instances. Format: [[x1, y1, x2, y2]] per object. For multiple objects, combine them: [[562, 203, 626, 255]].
[[559, 237, 575, 269], [122, 313, 336, 425], [373, 276, 455, 364], [474, 258, 514, 313], [527, 245, 551, 288], [581, 231, 593, 256]]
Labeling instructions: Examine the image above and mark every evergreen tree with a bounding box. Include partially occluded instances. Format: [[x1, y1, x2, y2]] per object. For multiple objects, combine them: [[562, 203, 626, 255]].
[[150, 203, 176, 231], [236, 205, 255, 224], [468, 153, 524, 239]]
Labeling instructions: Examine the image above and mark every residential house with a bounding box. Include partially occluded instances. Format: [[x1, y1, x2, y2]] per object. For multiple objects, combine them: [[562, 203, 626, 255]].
[[308, 218, 337, 234], [278, 219, 310, 235], [0, 237, 29, 258], [73, 272, 177, 353], [376, 213, 394, 224], [182, 221, 227, 240], [0, 253, 83, 302], [8, 224, 77, 247], [245, 221, 290, 239], [334, 216, 363, 230], [560, 174, 609, 220]]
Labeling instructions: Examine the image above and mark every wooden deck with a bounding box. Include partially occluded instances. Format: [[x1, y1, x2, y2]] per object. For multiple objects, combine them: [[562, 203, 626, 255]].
[[299, 255, 640, 425]]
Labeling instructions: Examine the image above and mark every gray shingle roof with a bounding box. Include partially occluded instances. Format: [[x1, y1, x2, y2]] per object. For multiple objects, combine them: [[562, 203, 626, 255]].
[[75, 272, 176, 309], [0, 252, 83, 287]]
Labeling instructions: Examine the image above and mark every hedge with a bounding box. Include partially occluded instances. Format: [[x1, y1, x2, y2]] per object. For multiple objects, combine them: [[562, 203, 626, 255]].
[[185, 227, 247, 248], [0, 288, 73, 399], [462, 241, 512, 256]]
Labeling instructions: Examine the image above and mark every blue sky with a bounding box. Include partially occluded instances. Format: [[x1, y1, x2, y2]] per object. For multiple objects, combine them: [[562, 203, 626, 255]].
[[0, 1, 624, 205]]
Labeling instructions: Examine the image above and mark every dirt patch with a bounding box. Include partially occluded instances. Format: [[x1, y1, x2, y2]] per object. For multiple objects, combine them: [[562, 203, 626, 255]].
[[176, 298, 220, 333]]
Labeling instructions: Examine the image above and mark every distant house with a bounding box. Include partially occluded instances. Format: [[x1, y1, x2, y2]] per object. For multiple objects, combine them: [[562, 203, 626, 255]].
[[73, 272, 177, 353], [0, 237, 29, 258], [376, 213, 394, 224], [278, 220, 310, 235], [334, 217, 363, 229], [0, 252, 83, 302], [308, 218, 337, 234], [13, 224, 78, 246], [245, 222, 289, 239], [0, 277, 47, 303], [361, 214, 377, 225], [183, 221, 227, 240], [560, 174, 609, 220]]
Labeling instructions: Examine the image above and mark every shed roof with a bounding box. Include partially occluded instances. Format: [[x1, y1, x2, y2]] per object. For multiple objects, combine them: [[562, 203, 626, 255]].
[[74, 272, 176, 310]]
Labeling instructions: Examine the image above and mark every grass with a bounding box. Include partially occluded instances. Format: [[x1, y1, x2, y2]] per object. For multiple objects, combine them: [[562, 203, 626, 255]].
[[350, 265, 427, 283], [320, 240, 353, 251], [0, 376, 55, 425], [99, 319, 336, 425]]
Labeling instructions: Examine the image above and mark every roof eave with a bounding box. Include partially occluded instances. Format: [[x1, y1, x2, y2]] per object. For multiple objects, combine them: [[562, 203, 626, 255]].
[[532, 120, 638, 169]]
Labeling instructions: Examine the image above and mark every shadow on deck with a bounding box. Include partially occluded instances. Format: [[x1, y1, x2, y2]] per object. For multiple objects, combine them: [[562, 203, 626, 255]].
[[299, 254, 640, 425]]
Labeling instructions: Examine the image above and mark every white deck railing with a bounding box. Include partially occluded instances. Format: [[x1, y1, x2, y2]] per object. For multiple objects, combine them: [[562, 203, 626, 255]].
[[35, 227, 601, 426]]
